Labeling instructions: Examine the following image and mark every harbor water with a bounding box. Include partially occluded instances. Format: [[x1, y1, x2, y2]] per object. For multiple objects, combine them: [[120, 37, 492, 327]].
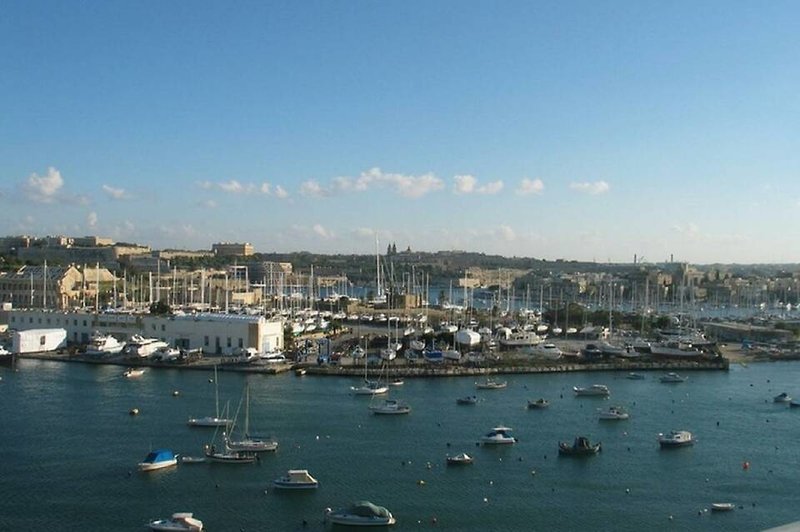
[[2, 358, 798, 531]]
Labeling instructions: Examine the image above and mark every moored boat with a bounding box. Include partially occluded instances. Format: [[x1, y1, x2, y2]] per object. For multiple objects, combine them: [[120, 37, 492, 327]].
[[774, 392, 792, 403], [598, 406, 629, 420], [138, 449, 178, 471], [273, 469, 319, 489], [626, 372, 645, 380], [369, 399, 411, 415], [559, 436, 602, 456], [574, 384, 610, 396], [325, 501, 396, 527], [446, 452, 474, 465], [527, 398, 550, 409], [658, 430, 694, 448], [476, 379, 507, 390], [660, 372, 688, 383], [123, 367, 145, 378], [711, 502, 735, 512], [456, 395, 478, 405], [481, 426, 517, 445], [147, 512, 203, 531]]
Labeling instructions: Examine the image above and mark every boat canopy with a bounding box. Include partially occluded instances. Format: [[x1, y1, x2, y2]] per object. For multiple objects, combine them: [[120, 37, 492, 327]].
[[144, 449, 176, 462], [347, 501, 392, 518]]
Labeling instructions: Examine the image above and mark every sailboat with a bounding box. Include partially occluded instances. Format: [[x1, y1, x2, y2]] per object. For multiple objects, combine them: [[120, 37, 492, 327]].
[[225, 385, 278, 452], [188, 366, 233, 427], [203, 402, 257, 464], [350, 342, 389, 396]]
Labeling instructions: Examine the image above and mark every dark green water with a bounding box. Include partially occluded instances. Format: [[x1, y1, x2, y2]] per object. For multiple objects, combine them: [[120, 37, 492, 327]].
[[1, 359, 798, 531]]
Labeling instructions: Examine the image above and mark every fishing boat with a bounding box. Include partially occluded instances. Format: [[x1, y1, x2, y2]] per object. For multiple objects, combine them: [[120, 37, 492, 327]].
[[481, 426, 517, 445], [369, 399, 411, 415], [187, 366, 232, 427], [138, 449, 178, 471], [559, 436, 602, 456], [147, 512, 203, 531], [273, 469, 319, 489], [225, 385, 278, 452], [123, 367, 145, 378], [711, 503, 735, 512], [527, 398, 550, 409], [658, 430, 694, 448], [476, 379, 507, 390], [325, 501, 396, 527], [573, 384, 610, 396], [598, 406, 629, 420], [446, 452, 474, 465], [456, 395, 478, 405], [659, 372, 688, 383]]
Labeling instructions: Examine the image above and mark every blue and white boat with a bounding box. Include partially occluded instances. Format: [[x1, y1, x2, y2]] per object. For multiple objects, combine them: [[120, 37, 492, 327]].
[[138, 449, 178, 472], [481, 426, 517, 445]]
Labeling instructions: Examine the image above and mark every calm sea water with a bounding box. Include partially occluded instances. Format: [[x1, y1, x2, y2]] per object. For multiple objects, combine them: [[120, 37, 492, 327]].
[[1, 358, 798, 531]]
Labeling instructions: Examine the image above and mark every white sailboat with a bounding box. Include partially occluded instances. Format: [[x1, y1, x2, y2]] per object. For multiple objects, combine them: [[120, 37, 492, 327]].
[[350, 342, 388, 395], [188, 366, 232, 427], [225, 385, 278, 452]]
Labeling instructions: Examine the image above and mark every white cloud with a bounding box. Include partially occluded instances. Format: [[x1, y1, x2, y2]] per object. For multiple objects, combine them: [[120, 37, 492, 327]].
[[87, 211, 98, 228], [352, 227, 375, 238], [196, 181, 213, 190], [453, 175, 503, 195], [570, 180, 610, 195], [516, 178, 545, 196], [102, 184, 127, 200], [260, 183, 271, 194], [496, 225, 516, 242], [273, 185, 289, 199], [23, 167, 64, 203], [300, 180, 329, 197], [218, 180, 249, 194], [199, 199, 218, 209], [454, 175, 477, 194], [312, 223, 334, 239]]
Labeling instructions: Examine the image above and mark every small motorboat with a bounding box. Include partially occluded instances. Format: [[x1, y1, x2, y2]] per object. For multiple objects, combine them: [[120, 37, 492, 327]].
[[658, 430, 694, 448], [294, 367, 307, 376], [481, 426, 517, 445], [598, 406, 629, 420], [180, 456, 206, 464], [659, 372, 688, 383], [573, 384, 610, 397], [123, 367, 146, 378], [626, 372, 645, 380], [457, 395, 478, 405], [147, 512, 203, 531], [369, 399, 411, 415], [446, 452, 474, 465], [389, 378, 405, 386], [559, 436, 602, 456], [790, 400, 800, 408], [710, 503, 735, 512], [476, 379, 507, 390], [325, 501, 396, 527], [273, 469, 319, 489], [527, 398, 550, 409], [774, 392, 792, 403], [138, 449, 178, 472]]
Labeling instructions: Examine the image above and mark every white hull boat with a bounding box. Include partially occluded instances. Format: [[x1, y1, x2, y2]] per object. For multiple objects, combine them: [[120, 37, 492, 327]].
[[658, 430, 694, 448], [574, 385, 610, 397], [369, 399, 411, 415], [598, 406, 629, 420], [481, 426, 517, 445], [138, 449, 178, 471], [148, 512, 203, 531], [325, 501, 396, 527], [273, 469, 319, 489], [659, 372, 688, 383]]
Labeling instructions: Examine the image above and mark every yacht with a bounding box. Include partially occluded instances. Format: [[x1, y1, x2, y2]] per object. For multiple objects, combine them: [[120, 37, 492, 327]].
[[325, 501, 396, 527], [658, 430, 694, 448], [138, 449, 178, 471], [351, 381, 389, 396], [369, 399, 411, 415], [497, 328, 542, 348], [481, 426, 517, 445], [659, 372, 688, 383], [124, 334, 168, 358], [525, 342, 563, 360], [273, 469, 319, 489], [573, 384, 610, 397], [598, 406, 629, 420], [147, 512, 203, 531], [85, 332, 125, 356]]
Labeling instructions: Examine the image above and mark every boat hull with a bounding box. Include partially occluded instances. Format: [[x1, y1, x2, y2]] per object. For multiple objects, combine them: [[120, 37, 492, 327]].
[[138, 459, 178, 471]]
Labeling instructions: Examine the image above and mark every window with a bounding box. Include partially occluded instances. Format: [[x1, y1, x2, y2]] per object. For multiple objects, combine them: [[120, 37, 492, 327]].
[[83, 320, 87, 327], [204, 336, 209, 347], [161, 325, 165, 332], [226, 337, 231, 348], [238, 338, 243, 348]]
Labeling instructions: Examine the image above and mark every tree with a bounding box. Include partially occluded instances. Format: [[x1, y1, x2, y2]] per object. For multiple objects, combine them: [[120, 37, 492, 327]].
[[149, 300, 171, 315]]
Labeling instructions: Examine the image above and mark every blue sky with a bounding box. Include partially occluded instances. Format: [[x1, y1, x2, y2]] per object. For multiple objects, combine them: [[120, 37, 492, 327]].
[[2, 1, 799, 263]]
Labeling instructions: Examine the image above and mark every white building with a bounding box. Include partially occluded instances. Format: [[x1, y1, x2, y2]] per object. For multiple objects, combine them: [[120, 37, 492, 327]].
[[2, 309, 284, 355]]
